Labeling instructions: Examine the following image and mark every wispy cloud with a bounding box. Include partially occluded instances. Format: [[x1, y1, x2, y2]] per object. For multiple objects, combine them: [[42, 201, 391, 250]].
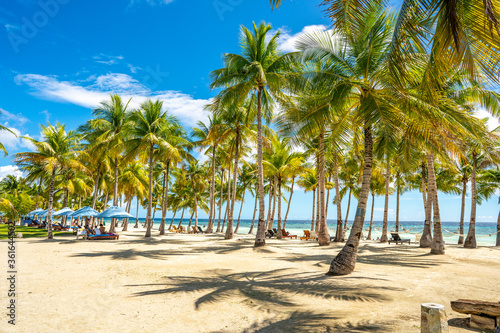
[[0, 108, 29, 126], [0, 126, 37, 151], [14, 73, 210, 126], [92, 54, 124, 65]]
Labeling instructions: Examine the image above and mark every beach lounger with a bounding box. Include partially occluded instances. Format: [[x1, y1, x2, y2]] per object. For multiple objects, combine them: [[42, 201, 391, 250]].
[[265, 229, 275, 238], [282, 229, 297, 239], [88, 233, 119, 240], [53, 223, 70, 231], [300, 230, 311, 240], [388, 233, 411, 245], [191, 226, 199, 234], [197, 226, 204, 233], [310, 230, 318, 241]]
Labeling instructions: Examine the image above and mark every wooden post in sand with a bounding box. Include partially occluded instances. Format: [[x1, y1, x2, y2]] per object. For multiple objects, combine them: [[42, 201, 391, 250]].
[[421, 303, 449, 333]]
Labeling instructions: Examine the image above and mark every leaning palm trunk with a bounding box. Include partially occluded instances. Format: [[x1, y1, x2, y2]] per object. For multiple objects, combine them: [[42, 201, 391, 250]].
[[496, 209, 500, 246], [216, 168, 224, 232], [325, 175, 331, 222], [36, 177, 43, 208], [225, 133, 240, 240], [458, 180, 466, 244], [270, 176, 277, 229], [122, 196, 133, 231], [327, 127, 372, 276], [315, 178, 320, 232], [234, 191, 246, 234], [367, 192, 375, 240], [427, 152, 445, 254], [248, 194, 258, 234], [134, 196, 140, 228], [344, 188, 352, 231], [380, 160, 391, 243], [206, 146, 217, 233], [395, 185, 400, 233], [145, 145, 154, 237], [283, 177, 295, 229], [317, 130, 330, 246], [334, 156, 343, 242], [159, 161, 171, 235], [47, 168, 57, 239], [310, 189, 316, 231], [276, 177, 283, 240], [254, 88, 267, 247], [420, 162, 432, 247], [168, 209, 177, 230], [266, 179, 273, 230], [110, 157, 119, 234], [464, 152, 478, 248], [177, 207, 185, 228]]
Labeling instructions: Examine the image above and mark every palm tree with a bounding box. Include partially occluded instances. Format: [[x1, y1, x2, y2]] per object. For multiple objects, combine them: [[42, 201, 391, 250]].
[[88, 94, 131, 233], [120, 161, 148, 231], [476, 167, 500, 246], [14, 123, 83, 239], [210, 21, 301, 247], [366, 166, 386, 240], [185, 160, 207, 230], [125, 99, 171, 237], [0, 118, 15, 156], [297, 168, 317, 231]]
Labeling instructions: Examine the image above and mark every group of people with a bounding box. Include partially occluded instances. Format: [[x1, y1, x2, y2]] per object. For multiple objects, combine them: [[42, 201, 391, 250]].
[[72, 217, 107, 237]]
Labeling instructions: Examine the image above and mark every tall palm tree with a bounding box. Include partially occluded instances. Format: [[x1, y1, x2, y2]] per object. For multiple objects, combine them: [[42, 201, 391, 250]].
[[14, 123, 83, 239], [210, 21, 301, 247], [185, 160, 207, 230], [297, 168, 317, 231], [120, 161, 148, 231], [89, 94, 131, 233], [125, 99, 171, 237], [0, 118, 15, 156]]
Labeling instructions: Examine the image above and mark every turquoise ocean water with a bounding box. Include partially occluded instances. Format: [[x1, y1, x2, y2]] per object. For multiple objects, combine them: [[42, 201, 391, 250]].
[[117, 218, 499, 246]]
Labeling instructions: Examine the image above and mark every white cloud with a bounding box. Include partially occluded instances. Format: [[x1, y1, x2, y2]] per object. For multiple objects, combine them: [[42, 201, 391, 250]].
[[14, 73, 211, 127], [0, 165, 23, 180], [0, 108, 29, 126], [277, 25, 331, 52], [92, 54, 124, 66], [0, 127, 37, 151], [474, 109, 500, 131]]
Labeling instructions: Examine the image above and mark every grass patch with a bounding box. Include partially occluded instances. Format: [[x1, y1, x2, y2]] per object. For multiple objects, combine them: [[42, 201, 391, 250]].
[[0, 224, 74, 239]]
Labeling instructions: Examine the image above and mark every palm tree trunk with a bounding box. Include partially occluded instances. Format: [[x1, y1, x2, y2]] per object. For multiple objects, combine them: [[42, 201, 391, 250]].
[[283, 177, 295, 228], [207, 145, 217, 233], [325, 175, 331, 223], [145, 144, 154, 237], [327, 127, 372, 276], [367, 192, 375, 240], [159, 161, 170, 235], [318, 130, 330, 245], [226, 131, 240, 240], [168, 209, 177, 230], [36, 177, 43, 208], [334, 155, 343, 242], [92, 164, 101, 209], [458, 180, 466, 244], [428, 152, 445, 255], [277, 177, 283, 240], [193, 190, 199, 229], [254, 87, 266, 247], [496, 209, 500, 247], [235, 191, 246, 234], [47, 168, 57, 239], [395, 185, 400, 233], [224, 161, 232, 230], [464, 152, 477, 248], [216, 168, 224, 232], [344, 188, 352, 231], [134, 196, 139, 228], [110, 157, 119, 234], [188, 211, 194, 229], [420, 162, 432, 247], [380, 159, 391, 243], [310, 189, 316, 231], [266, 179, 273, 230], [270, 176, 277, 229], [249, 192, 258, 234], [177, 207, 185, 228], [315, 177, 320, 233], [123, 196, 132, 231]]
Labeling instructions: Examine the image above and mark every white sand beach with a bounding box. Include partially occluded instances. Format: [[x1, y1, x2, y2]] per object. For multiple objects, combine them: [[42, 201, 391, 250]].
[[2, 229, 500, 332]]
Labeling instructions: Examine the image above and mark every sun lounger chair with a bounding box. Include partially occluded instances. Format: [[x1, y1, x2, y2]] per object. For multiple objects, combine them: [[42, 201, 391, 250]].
[[414, 234, 421, 244], [388, 233, 411, 245], [53, 223, 70, 231], [265, 229, 275, 238], [88, 233, 119, 240], [310, 230, 318, 241], [191, 226, 199, 234], [282, 229, 297, 239], [197, 226, 204, 233], [178, 226, 185, 233], [300, 230, 311, 240]]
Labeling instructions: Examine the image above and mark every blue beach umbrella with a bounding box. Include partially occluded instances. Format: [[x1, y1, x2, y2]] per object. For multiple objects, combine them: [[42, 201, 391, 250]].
[[70, 206, 99, 217], [97, 206, 133, 219], [28, 208, 44, 216], [53, 207, 74, 217], [39, 209, 49, 217]]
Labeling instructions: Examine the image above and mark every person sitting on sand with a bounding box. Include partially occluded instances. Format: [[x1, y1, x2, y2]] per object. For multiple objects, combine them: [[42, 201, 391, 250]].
[[99, 223, 105, 234], [94, 226, 101, 235]]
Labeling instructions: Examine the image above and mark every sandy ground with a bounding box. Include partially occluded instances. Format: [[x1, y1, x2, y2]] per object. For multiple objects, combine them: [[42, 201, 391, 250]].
[[1, 227, 500, 333]]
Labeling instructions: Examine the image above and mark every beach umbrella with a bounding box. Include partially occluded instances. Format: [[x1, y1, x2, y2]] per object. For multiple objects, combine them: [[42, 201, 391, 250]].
[[96, 206, 133, 219], [39, 209, 49, 217], [69, 206, 99, 217], [53, 207, 74, 217], [28, 208, 44, 216]]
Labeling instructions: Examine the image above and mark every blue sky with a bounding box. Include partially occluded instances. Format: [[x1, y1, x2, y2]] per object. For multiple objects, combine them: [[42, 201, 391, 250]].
[[0, 0, 498, 222]]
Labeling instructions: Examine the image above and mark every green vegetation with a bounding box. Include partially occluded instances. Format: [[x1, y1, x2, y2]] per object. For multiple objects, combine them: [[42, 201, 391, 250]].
[[0, 225, 73, 240]]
